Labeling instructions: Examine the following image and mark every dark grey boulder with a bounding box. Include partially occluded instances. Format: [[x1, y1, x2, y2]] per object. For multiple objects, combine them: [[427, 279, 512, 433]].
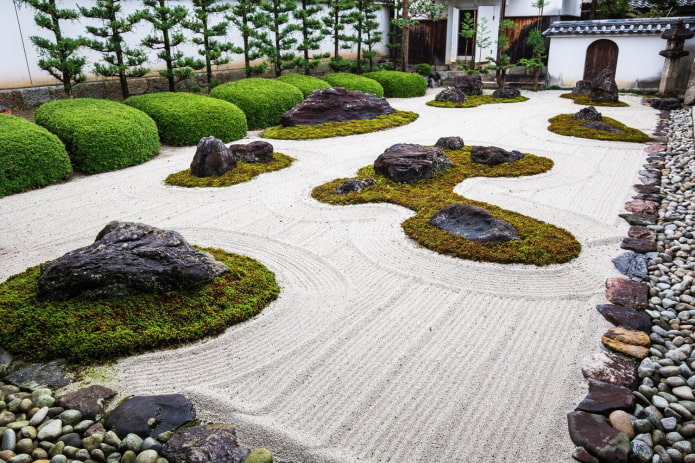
[[105, 394, 196, 438], [581, 122, 625, 134], [335, 178, 376, 195], [228, 141, 274, 163], [280, 87, 394, 126], [470, 146, 524, 166], [492, 88, 520, 99], [56, 385, 117, 420], [567, 411, 630, 463], [572, 106, 603, 121], [572, 80, 593, 95], [649, 98, 682, 110], [611, 252, 649, 281], [2, 360, 74, 391], [452, 74, 483, 95], [36, 221, 228, 301], [434, 87, 466, 104], [619, 213, 657, 226], [190, 136, 236, 177], [435, 136, 464, 150], [374, 144, 453, 184], [428, 203, 520, 242], [161, 425, 248, 463], [589, 69, 619, 103]]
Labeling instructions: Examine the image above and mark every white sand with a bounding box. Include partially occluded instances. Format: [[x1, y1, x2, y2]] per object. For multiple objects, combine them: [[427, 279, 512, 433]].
[[0, 90, 658, 462]]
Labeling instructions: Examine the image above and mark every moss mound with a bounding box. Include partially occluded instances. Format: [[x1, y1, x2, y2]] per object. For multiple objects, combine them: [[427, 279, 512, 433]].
[[362, 71, 427, 98], [124, 92, 247, 146], [313, 147, 580, 265], [560, 93, 629, 107], [261, 110, 418, 140], [210, 78, 304, 130], [0, 248, 279, 363], [276, 74, 331, 98], [426, 94, 528, 108], [322, 73, 384, 97], [35, 99, 160, 174], [165, 153, 294, 187], [0, 114, 73, 198], [548, 114, 653, 142]]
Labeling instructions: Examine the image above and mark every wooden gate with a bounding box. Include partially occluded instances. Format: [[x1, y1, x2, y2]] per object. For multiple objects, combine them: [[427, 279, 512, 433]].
[[583, 39, 619, 80], [409, 20, 448, 66]]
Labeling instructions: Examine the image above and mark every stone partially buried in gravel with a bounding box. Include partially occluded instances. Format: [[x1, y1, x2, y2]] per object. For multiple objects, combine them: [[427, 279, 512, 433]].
[[582, 351, 639, 389], [605, 278, 648, 310], [56, 386, 116, 420], [567, 411, 629, 463], [3, 360, 74, 391], [105, 394, 196, 438], [428, 204, 520, 242], [611, 252, 649, 281], [161, 424, 248, 463], [596, 304, 652, 332], [470, 146, 524, 166], [37, 221, 228, 301], [373, 144, 453, 184], [190, 136, 236, 177], [576, 381, 636, 415]]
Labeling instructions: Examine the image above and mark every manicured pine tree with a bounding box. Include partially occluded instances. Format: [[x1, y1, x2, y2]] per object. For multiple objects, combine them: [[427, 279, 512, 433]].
[[344, 0, 382, 72], [20, 0, 87, 98], [252, 0, 301, 76], [80, 0, 149, 100], [322, 0, 356, 64], [294, 0, 329, 74], [226, 0, 265, 78]]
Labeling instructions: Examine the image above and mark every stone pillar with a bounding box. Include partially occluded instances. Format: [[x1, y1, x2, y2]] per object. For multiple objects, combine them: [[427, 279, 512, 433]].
[[658, 19, 694, 96], [684, 57, 695, 105]]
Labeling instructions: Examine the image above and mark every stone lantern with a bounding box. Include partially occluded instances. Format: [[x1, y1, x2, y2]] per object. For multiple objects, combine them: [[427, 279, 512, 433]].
[[658, 19, 694, 96]]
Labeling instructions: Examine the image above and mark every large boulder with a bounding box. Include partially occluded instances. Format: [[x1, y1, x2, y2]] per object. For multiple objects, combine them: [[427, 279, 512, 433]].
[[492, 88, 520, 99], [190, 136, 237, 177], [572, 80, 593, 95], [228, 141, 274, 163], [36, 221, 229, 301], [470, 146, 524, 166], [105, 394, 196, 438], [374, 144, 453, 184], [572, 106, 603, 121], [161, 425, 249, 463], [589, 69, 619, 103], [434, 87, 467, 104], [279, 87, 394, 126], [428, 203, 520, 242], [452, 74, 483, 95]]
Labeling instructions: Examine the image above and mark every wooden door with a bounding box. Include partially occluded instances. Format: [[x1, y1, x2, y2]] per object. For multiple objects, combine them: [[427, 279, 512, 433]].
[[583, 39, 619, 80]]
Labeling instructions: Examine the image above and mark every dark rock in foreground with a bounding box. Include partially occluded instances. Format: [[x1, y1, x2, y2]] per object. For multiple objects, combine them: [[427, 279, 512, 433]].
[[37, 221, 228, 301], [611, 252, 649, 281], [575, 380, 636, 415], [596, 304, 652, 333], [56, 385, 116, 420], [429, 203, 520, 242], [228, 141, 274, 163], [280, 87, 394, 126], [589, 68, 619, 103], [162, 424, 249, 463], [434, 87, 467, 104], [336, 178, 376, 195], [492, 88, 521, 99], [605, 277, 648, 310], [452, 74, 483, 96], [190, 136, 237, 177], [567, 411, 630, 463], [572, 106, 603, 121], [106, 394, 196, 438], [2, 360, 74, 391], [435, 136, 464, 150], [581, 122, 625, 134], [374, 144, 453, 184], [470, 146, 524, 166]]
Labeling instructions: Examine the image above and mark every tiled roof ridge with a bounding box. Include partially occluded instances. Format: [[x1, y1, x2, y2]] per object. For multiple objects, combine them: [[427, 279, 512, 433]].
[[544, 16, 695, 36]]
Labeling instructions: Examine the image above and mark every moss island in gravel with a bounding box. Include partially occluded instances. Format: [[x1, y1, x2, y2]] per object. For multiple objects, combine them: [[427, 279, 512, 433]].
[[313, 147, 581, 265], [165, 153, 294, 187], [548, 114, 653, 143], [426, 94, 529, 108], [560, 93, 629, 107]]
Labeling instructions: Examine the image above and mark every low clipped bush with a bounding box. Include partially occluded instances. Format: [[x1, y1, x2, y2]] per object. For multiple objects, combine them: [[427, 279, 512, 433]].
[[35, 99, 160, 174], [124, 92, 247, 146], [0, 114, 73, 197], [322, 73, 384, 97], [276, 74, 331, 98], [210, 78, 304, 130], [363, 71, 427, 98]]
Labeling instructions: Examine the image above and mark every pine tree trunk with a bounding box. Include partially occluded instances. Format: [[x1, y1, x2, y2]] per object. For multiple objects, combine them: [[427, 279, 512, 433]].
[[401, 0, 409, 72]]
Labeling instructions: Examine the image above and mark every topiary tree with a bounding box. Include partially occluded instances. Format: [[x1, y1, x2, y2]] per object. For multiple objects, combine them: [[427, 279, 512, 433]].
[[518, 28, 546, 91], [294, 0, 329, 75], [484, 19, 516, 89], [322, 72, 384, 97], [322, 0, 356, 66], [19, 0, 87, 98], [252, 0, 301, 76], [276, 74, 331, 97], [80, 0, 150, 100], [363, 70, 426, 97], [225, 0, 266, 78]]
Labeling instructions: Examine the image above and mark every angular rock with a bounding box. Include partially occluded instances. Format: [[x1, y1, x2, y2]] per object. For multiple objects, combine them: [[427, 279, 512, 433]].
[[596, 304, 652, 333], [605, 278, 648, 310], [576, 381, 636, 415], [621, 238, 657, 253], [589, 68, 619, 103], [428, 203, 520, 242], [435, 136, 464, 150], [572, 446, 599, 463], [567, 411, 629, 463], [452, 74, 483, 95], [571, 106, 603, 121], [581, 122, 625, 133], [611, 252, 649, 281], [572, 80, 593, 95], [434, 87, 466, 104], [3, 361, 74, 391], [627, 226, 656, 239], [625, 199, 659, 215], [470, 146, 524, 166], [582, 351, 639, 389], [492, 88, 520, 99], [37, 222, 228, 301], [619, 213, 656, 226], [373, 144, 453, 184], [649, 98, 682, 110], [161, 424, 246, 463], [602, 327, 650, 359], [190, 137, 236, 178], [56, 386, 116, 420], [105, 394, 196, 438], [227, 141, 274, 164], [335, 178, 376, 195], [280, 87, 393, 126]]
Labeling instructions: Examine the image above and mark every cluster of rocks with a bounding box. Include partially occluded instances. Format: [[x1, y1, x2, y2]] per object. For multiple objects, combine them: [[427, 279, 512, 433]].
[[571, 106, 626, 134], [572, 68, 619, 103], [191, 137, 274, 178], [433, 74, 520, 104]]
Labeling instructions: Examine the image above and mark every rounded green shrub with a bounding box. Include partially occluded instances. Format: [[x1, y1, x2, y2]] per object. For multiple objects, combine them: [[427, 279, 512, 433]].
[[35, 99, 160, 174], [0, 114, 72, 197], [416, 63, 432, 77], [322, 73, 384, 97], [210, 78, 304, 130], [363, 71, 427, 98], [123, 92, 247, 146], [276, 74, 331, 98]]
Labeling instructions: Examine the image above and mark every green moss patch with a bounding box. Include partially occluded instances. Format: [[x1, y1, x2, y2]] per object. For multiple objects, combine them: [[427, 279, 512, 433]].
[[362, 71, 427, 98], [560, 93, 629, 107], [276, 74, 331, 97], [312, 147, 580, 266], [0, 248, 279, 363], [165, 153, 294, 187], [261, 110, 418, 140], [426, 94, 529, 108], [548, 114, 653, 143], [322, 73, 385, 97]]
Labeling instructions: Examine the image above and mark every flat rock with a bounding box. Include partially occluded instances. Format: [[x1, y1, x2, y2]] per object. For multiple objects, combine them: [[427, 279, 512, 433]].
[[470, 146, 524, 166], [435, 136, 464, 150], [373, 143, 453, 184], [280, 87, 393, 126], [3, 360, 74, 391], [190, 136, 236, 177], [627, 226, 656, 239], [492, 88, 520, 99], [567, 411, 629, 463], [576, 381, 636, 415], [161, 424, 247, 463], [56, 386, 116, 420], [621, 237, 657, 253], [596, 304, 652, 332], [572, 446, 599, 463], [451, 74, 482, 95], [605, 277, 648, 310], [228, 141, 273, 164], [602, 327, 650, 359], [335, 178, 376, 195], [581, 121, 625, 133], [582, 351, 639, 389], [428, 203, 520, 242], [37, 221, 228, 301], [434, 87, 466, 104], [105, 394, 196, 438], [625, 199, 659, 215], [619, 213, 657, 226], [611, 252, 649, 281], [572, 106, 603, 121]]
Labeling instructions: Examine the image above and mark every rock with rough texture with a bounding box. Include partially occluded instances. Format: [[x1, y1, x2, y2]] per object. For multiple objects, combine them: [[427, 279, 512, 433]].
[[435, 136, 464, 150], [581, 351, 639, 389], [567, 411, 629, 463], [56, 386, 116, 420], [611, 252, 649, 281], [37, 221, 228, 301], [452, 74, 483, 96], [280, 87, 394, 126], [581, 122, 625, 133], [649, 98, 682, 110], [572, 80, 593, 95], [190, 136, 236, 177], [105, 394, 196, 438], [428, 203, 520, 242], [625, 199, 659, 215], [596, 304, 652, 332], [3, 361, 74, 391], [492, 88, 520, 99], [335, 178, 376, 195], [161, 425, 247, 463], [374, 144, 453, 184], [589, 69, 619, 103], [572, 106, 603, 121], [605, 278, 648, 310], [619, 213, 656, 226], [227, 141, 274, 164], [434, 87, 466, 104], [470, 146, 524, 166], [575, 381, 636, 415], [601, 327, 650, 359], [572, 446, 599, 463], [620, 237, 657, 253]]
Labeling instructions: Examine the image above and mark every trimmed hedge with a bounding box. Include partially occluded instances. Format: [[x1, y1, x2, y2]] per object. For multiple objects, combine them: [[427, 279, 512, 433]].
[[276, 74, 331, 98], [210, 78, 304, 130], [35, 99, 160, 174], [322, 73, 385, 97], [124, 92, 247, 146], [0, 114, 73, 197], [363, 71, 427, 98]]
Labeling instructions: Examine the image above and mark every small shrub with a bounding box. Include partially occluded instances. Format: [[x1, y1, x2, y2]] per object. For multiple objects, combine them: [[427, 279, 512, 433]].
[[560, 93, 629, 107], [0, 114, 72, 197], [165, 153, 294, 187], [426, 94, 528, 108], [124, 92, 247, 146], [276, 74, 331, 98], [548, 114, 653, 142], [329, 58, 354, 72], [322, 73, 384, 97], [416, 63, 432, 77], [362, 71, 427, 98], [35, 99, 160, 174], [210, 78, 304, 130]]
